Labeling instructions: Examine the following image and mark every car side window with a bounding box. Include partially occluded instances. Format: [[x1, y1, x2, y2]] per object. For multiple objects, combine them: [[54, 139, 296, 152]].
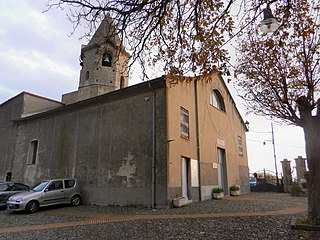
[[6, 184, 16, 191], [64, 180, 75, 188], [48, 181, 63, 191], [14, 183, 29, 190]]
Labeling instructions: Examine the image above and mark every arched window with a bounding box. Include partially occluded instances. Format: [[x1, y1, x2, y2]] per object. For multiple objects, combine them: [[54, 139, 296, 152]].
[[211, 90, 225, 112], [102, 54, 112, 67]]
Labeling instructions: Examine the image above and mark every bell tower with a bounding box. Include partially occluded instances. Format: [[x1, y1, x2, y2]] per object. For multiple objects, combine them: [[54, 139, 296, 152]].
[[62, 17, 130, 105]]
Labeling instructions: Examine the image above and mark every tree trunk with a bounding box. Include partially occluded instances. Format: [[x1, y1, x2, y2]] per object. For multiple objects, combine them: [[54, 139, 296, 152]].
[[303, 117, 320, 225]]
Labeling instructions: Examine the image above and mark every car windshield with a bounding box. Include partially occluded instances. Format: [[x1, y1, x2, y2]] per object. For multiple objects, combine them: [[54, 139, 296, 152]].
[[0, 184, 8, 191], [32, 181, 49, 192]]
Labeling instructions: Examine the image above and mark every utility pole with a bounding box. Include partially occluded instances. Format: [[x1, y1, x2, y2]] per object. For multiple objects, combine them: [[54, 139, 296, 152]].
[[271, 122, 279, 186]]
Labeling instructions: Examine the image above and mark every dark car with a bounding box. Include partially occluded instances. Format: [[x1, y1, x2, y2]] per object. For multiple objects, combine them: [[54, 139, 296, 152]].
[[250, 176, 257, 188], [0, 182, 30, 207]]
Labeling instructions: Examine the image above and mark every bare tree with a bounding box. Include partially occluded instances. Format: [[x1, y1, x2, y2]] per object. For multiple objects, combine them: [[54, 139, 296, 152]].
[[235, 0, 320, 225], [45, 0, 242, 78]]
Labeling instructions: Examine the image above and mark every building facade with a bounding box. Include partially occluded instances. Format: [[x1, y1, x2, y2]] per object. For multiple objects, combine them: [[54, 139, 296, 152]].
[[0, 19, 249, 207], [166, 75, 249, 202]]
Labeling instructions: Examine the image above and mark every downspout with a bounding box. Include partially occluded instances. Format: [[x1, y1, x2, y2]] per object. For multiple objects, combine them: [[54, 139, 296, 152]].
[[194, 79, 202, 201], [148, 82, 156, 209]]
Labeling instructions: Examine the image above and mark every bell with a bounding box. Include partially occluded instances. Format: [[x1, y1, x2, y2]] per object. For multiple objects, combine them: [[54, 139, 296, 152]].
[[259, 7, 279, 34], [102, 54, 112, 66]]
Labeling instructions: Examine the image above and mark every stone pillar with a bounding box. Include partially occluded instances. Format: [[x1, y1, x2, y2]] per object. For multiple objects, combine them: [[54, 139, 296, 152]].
[[295, 156, 307, 187], [281, 159, 292, 193]]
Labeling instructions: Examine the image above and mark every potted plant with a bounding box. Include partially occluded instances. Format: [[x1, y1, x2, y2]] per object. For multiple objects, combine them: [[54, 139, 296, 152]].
[[212, 187, 224, 199], [230, 185, 240, 196]]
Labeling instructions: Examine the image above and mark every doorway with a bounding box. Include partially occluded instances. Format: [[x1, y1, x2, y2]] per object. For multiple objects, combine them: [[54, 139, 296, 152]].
[[217, 148, 228, 195], [181, 157, 191, 199]]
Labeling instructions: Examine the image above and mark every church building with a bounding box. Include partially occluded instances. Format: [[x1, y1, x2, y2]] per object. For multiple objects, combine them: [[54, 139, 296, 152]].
[[0, 19, 250, 207]]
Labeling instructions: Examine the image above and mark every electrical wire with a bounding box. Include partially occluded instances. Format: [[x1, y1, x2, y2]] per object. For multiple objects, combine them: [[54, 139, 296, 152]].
[[246, 138, 304, 149]]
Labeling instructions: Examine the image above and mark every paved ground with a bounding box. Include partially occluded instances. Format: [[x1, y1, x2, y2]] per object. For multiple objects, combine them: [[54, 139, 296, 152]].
[[0, 192, 319, 239]]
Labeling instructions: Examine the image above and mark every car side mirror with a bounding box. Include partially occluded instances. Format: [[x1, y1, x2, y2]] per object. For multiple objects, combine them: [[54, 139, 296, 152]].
[[44, 188, 49, 192]]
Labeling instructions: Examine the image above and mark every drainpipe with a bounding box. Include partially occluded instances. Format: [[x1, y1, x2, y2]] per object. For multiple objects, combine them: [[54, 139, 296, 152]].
[[194, 79, 202, 201], [148, 83, 157, 209]]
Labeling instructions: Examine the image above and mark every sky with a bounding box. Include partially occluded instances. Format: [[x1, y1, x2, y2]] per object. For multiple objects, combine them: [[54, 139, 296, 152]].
[[0, 1, 306, 177]]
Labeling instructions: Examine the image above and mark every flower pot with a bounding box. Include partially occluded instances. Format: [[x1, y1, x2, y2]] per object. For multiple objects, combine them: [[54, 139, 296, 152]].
[[230, 190, 240, 196], [213, 192, 224, 199]]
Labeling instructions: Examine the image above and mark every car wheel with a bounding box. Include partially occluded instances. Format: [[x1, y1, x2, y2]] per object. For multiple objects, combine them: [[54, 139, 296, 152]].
[[26, 200, 39, 213], [71, 195, 81, 206]]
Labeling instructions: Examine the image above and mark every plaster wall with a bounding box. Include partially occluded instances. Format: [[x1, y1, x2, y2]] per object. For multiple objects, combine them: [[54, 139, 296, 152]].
[[166, 74, 249, 202], [0, 95, 24, 180], [22, 93, 63, 117], [196, 76, 249, 193], [0, 93, 63, 180], [12, 85, 168, 207]]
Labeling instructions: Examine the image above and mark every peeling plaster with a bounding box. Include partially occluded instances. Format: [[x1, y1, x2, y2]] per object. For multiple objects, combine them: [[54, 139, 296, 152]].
[[116, 152, 136, 187]]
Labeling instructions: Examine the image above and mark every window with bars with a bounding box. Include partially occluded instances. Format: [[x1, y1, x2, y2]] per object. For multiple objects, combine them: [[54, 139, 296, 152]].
[[180, 107, 189, 139], [237, 136, 243, 156]]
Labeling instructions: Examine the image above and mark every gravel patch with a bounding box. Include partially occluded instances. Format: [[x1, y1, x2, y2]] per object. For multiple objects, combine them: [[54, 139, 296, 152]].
[[0, 209, 87, 228], [0, 193, 317, 240], [1, 215, 320, 240]]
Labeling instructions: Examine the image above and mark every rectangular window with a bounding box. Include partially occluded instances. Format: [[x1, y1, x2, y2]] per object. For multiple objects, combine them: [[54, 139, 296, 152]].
[[64, 179, 75, 188], [28, 140, 39, 165], [120, 76, 125, 89], [6, 172, 12, 181], [237, 136, 243, 156], [180, 107, 189, 139]]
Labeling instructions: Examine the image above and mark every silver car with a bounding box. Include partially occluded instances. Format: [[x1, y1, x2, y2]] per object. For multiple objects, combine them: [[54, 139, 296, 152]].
[[7, 179, 81, 213]]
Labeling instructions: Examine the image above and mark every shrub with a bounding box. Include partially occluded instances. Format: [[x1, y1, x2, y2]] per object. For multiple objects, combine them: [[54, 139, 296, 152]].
[[212, 187, 224, 194], [230, 185, 240, 191], [289, 184, 304, 196], [296, 218, 309, 225], [301, 179, 308, 189]]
